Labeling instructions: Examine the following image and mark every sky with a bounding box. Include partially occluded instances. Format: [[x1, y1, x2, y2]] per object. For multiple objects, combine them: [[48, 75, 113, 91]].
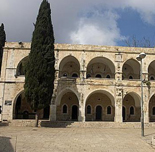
[[1, 0, 155, 47]]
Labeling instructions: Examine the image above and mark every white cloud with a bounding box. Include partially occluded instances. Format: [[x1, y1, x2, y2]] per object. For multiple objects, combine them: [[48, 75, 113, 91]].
[[70, 11, 125, 45], [0, 0, 155, 45]]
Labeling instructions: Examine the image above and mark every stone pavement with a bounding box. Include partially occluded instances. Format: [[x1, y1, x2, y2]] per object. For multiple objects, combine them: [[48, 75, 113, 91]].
[[0, 126, 155, 152]]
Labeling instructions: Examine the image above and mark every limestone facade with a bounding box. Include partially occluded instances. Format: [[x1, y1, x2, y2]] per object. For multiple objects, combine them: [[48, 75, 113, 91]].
[[1, 42, 155, 123]]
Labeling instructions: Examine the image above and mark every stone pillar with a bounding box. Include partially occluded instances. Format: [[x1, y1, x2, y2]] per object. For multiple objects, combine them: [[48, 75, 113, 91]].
[[144, 85, 150, 123], [115, 87, 123, 122], [49, 95, 56, 121], [78, 93, 85, 122], [80, 70, 86, 81], [49, 104, 56, 121]]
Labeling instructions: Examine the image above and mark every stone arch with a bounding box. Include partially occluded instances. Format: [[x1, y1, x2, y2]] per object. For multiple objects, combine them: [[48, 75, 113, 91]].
[[123, 92, 141, 122], [13, 90, 34, 119], [56, 88, 79, 121], [59, 55, 80, 78], [122, 58, 140, 80], [85, 89, 115, 121], [55, 87, 79, 106], [16, 56, 28, 76], [149, 94, 155, 122], [148, 60, 155, 81], [86, 57, 115, 79]]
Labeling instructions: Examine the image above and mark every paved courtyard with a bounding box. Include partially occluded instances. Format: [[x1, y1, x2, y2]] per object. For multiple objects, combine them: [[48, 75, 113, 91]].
[[0, 126, 155, 152]]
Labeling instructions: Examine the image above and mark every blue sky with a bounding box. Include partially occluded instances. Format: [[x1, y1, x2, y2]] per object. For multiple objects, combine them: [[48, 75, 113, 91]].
[[0, 0, 155, 47]]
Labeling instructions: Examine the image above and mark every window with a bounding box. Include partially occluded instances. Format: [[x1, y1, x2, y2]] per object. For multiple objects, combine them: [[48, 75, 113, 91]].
[[107, 106, 111, 114], [63, 105, 67, 113], [95, 74, 102, 78], [106, 75, 111, 78], [130, 106, 134, 115], [150, 76, 155, 80], [86, 74, 91, 78], [152, 107, 155, 115], [72, 73, 78, 78], [87, 105, 91, 114], [63, 73, 67, 77], [129, 76, 133, 79]]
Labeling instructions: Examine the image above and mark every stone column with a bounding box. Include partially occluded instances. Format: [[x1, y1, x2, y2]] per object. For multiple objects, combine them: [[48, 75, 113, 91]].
[[78, 93, 85, 122], [115, 87, 123, 122], [80, 70, 86, 81], [144, 85, 150, 123], [49, 95, 56, 121]]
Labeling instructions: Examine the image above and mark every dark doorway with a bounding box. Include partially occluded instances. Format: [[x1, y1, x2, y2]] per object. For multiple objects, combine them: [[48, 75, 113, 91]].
[[43, 105, 50, 119], [23, 111, 29, 119], [96, 106, 102, 121], [72, 105, 78, 120], [123, 106, 126, 121]]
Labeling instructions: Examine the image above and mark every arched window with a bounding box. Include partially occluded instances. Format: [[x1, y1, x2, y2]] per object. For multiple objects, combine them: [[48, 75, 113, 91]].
[[62, 73, 67, 77], [72, 73, 78, 78], [63, 105, 67, 113], [86, 74, 91, 78], [129, 76, 133, 79], [130, 106, 134, 115], [106, 75, 111, 78], [87, 105, 91, 114], [150, 76, 155, 80], [107, 106, 111, 114], [95, 74, 102, 78], [152, 107, 155, 115]]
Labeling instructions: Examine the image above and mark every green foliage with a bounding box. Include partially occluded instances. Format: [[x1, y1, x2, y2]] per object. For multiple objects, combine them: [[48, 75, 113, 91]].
[[24, 0, 55, 111], [0, 23, 6, 71]]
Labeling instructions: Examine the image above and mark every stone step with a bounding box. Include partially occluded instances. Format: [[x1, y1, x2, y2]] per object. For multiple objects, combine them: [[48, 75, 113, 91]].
[[0, 121, 9, 127], [8, 120, 155, 128]]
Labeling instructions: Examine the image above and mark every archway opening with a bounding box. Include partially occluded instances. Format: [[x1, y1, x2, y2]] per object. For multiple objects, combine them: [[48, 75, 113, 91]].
[[85, 90, 115, 121], [122, 59, 140, 80], [86, 57, 115, 79], [122, 92, 140, 122], [59, 56, 80, 78], [149, 95, 155, 122], [16, 56, 28, 76], [13, 91, 35, 119], [56, 91, 79, 121], [148, 61, 155, 81]]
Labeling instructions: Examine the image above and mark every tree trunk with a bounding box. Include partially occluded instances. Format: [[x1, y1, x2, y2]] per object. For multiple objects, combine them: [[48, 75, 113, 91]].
[[35, 111, 39, 127]]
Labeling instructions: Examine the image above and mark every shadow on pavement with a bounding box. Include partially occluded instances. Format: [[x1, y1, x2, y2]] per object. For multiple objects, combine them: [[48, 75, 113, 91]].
[[40, 121, 74, 128], [0, 136, 14, 152]]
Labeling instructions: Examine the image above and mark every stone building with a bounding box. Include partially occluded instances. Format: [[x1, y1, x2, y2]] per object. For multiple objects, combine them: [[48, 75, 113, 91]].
[[0, 42, 155, 123]]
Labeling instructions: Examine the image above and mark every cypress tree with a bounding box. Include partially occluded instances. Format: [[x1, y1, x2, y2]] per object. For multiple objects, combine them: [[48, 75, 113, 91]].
[[0, 23, 6, 72], [24, 0, 55, 127]]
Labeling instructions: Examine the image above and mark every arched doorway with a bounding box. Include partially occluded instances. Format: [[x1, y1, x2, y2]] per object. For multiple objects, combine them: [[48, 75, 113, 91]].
[[56, 91, 79, 121], [149, 94, 155, 122], [85, 90, 115, 121], [123, 92, 140, 122], [122, 59, 140, 80], [43, 105, 50, 119], [72, 105, 78, 120], [96, 106, 102, 121], [13, 91, 35, 119], [86, 57, 115, 79], [122, 106, 126, 121]]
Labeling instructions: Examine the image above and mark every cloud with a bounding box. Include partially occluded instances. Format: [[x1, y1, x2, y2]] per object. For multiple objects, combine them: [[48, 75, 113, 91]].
[[0, 0, 155, 45], [70, 11, 125, 45]]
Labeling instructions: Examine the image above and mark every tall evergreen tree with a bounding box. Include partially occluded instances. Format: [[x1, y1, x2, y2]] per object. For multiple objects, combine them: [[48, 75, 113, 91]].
[[24, 0, 55, 127], [0, 23, 6, 72]]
